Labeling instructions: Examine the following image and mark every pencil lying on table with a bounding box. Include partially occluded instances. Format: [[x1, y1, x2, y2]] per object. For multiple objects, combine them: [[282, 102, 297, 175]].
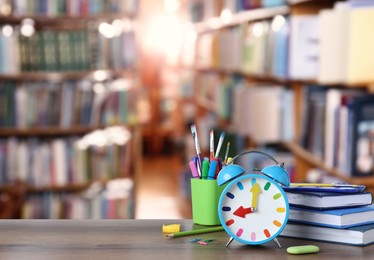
[[166, 226, 224, 238]]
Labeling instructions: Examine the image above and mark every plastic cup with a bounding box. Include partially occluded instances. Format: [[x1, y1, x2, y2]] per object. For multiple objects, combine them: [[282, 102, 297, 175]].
[[190, 178, 227, 226]]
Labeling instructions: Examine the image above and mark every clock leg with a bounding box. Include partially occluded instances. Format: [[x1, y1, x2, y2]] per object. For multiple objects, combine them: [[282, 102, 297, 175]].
[[273, 238, 282, 248], [226, 237, 234, 247]]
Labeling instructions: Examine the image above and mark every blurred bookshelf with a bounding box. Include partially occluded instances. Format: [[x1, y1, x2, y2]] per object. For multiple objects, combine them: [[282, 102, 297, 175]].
[[0, 0, 144, 219], [180, 0, 374, 193]]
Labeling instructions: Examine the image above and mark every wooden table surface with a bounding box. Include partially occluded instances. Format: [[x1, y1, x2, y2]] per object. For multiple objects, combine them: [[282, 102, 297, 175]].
[[0, 219, 373, 260]]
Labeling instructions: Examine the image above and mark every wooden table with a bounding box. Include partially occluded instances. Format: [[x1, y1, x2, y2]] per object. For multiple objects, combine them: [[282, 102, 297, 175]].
[[0, 219, 373, 259]]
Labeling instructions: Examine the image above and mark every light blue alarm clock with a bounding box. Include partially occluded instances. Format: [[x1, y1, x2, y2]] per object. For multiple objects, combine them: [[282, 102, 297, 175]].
[[217, 151, 290, 248]]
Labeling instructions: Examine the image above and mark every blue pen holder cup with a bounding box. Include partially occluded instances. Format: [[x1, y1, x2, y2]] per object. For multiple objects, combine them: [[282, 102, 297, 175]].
[[190, 179, 226, 226]]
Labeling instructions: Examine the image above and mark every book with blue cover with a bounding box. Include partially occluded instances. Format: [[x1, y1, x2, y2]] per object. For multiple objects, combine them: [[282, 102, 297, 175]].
[[281, 221, 374, 246], [285, 190, 372, 209], [288, 204, 374, 228]]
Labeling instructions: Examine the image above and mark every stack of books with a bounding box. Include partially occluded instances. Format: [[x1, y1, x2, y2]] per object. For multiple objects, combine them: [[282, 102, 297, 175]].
[[280, 184, 374, 246]]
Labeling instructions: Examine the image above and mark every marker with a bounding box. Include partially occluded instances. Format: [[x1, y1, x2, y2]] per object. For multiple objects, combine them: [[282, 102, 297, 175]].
[[215, 131, 225, 158], [207, 159, 218, 180], [189, 157, 200, 179], [202, 157, 209, 180]]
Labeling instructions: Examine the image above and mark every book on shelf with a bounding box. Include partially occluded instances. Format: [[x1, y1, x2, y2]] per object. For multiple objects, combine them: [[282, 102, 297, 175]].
[[272, 15, 289, 78], [21, 178, 134, 219], [1, 24, 137, 74], [317, 2, 374, 84], [299, 85, 374, 177], [241, 20, 270, 75], [288, 14, 319, 80], [346, 6, 374, 84], [262, 0, 286, 7], [281, 221, 374, 246], [317, 3, 349, 84], [288, 204, 374, 228], [324, 88, 364, 168], [299, 85, 327, 159], [285, 190, 373, 210], [0, 79, 138, 128], [0, 126, 132, 187], [6, 0, 138, 17], [233, 84, 294, 143], [349, 95, 374, 176]]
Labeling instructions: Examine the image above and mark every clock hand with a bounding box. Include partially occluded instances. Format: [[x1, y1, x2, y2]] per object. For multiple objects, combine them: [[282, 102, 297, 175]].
[[233, 206, 253, 218], [250, 182, 262, 210]]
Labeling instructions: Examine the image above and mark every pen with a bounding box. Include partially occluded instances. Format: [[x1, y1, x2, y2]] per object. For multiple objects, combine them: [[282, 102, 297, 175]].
[[166, 226, 224, 238], [191, 124, 203, 176], [215, 131, 225, 158]]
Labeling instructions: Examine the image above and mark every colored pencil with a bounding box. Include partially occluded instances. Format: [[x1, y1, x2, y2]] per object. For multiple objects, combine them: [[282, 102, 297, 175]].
[[166, 226, 224, 238]]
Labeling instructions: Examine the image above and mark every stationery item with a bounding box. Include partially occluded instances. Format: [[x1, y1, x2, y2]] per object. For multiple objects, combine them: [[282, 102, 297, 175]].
[[209, 130, 214, 161], [190, 178, 227, 225], [207, 159, 217, 180], [288, 205, 374, 228], [215, 157, 223, 177], [226, 157, 233, 164], [214, 131, 225, 158], [190, 124, 203, 176], [166, 226, 224, 238], [285, 190, 372, 209], [286, 183, 366, 193], [189, 157, 200, 179], [224, 142, 230, 163], [202, 158, 209, 180], [162, 224, 181, 233], [287, 245, 319, 255], [281, 221, 374, 246]]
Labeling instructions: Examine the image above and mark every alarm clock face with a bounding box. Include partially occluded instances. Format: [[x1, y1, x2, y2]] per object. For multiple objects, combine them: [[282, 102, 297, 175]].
[[218, 174, 289, 245]]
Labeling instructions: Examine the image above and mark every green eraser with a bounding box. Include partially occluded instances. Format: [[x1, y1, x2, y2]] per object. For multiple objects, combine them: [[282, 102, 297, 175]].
[[287, 245, 320, 255]]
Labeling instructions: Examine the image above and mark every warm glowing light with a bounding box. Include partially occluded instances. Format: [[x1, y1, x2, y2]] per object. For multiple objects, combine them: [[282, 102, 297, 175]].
[[271, 15, 286, 32], [121, 18, 133, 32], [163, 0, 180, 13], [186, 28, 197, 43], [220, 8, 233, 24], [99, 22, 115, 38], [207, 17, 222, 30], [93, 70, 108, 81], [76, 126, 131, 149], [108, 79, 133, 91], [20, 19, 35, 37], [144, 14, 183, 64], [93, 83, 106, 94], [2, 25, 13, 37], [252, 22, 264, 38]]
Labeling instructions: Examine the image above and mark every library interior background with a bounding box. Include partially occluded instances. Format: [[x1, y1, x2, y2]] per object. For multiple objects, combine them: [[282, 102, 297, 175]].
[[0, 0, 374, 219]]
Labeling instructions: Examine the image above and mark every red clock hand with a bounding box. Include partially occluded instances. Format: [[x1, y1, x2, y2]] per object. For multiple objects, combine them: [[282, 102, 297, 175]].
[[233, 206, 253, 218]]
